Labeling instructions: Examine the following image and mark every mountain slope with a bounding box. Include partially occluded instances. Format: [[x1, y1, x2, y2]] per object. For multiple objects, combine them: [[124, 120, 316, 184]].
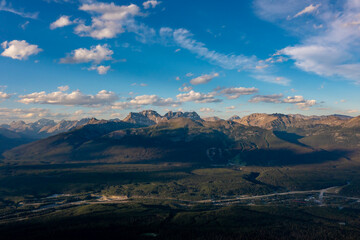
[[0, 128, 34, 154], [3, 117, 336, 166], [233, 113, 352, 130], [3, 121, 142, 163]]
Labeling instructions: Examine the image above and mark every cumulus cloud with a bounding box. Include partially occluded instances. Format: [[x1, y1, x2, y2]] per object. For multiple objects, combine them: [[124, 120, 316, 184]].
[[176, 90, 221, 103], [178, 85, 193, 92], [112, 94, 178, 109], [249, 94, 283, 103], [249, 94, 316, 110], [75, 2, 142, 39], [218, 87, 258, 99], [50, 16, 74, 29], [0, 91, 11, 100], [129, 95, 176, 106], [60, 44, 113, 64], [199, 107, 215, 113], [190, 73, 219, 85], [88, 65, 111, 75], [18, 88, 118, 107], [293, 4, 320, 18], [1, 40, 42, 60], [57, 85, 69, 92], [283, 95, 316, 110], [143, 0, 161, 9], [0, 0, 38, 19]]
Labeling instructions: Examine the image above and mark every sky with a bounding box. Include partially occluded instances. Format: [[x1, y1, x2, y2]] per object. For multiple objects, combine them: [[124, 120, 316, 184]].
[[0, 0, 360, 123]]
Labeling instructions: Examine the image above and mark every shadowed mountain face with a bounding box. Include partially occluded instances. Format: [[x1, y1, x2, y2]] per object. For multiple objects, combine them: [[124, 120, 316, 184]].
[[3, 113, 359, 166], [0, 128, 33, 154]]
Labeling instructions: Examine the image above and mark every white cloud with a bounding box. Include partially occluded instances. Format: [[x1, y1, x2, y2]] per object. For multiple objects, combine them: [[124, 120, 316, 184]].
[[176, 90, 221, 103], [129, 95, 176, 106], [75, 2, 142, 39], [252, 75, 291, 85], [60, 44, 113, 64], [190, 73, 219, 85], [176, 76, 180, 81], [219, 87, 258, 99], [50, 16, 74, 29], [226, 106, 236, 110], [167, 28, 257, 70], [1, 40, 42, 60], [256, 0, 360, 84], [131, 83, 148, 87], [57, 85, 69, 92], [249, 94, 316, 110], [0, 91, 11, 99], [199, 107, 215, 113], [249, 94, 284, 103], [112, 94, 177, 109], [0, 0, 38, 19], [88, 65, 111, 75], [178, 85, 193, 92], [143, 0, 161, 9], [282, 95, 317, 110], [293, 4, 321, 18], [255, 64, 269, 69], [279, 45, 360, 83], [18, 88, 118, 107], [186, 72, 194, 77]]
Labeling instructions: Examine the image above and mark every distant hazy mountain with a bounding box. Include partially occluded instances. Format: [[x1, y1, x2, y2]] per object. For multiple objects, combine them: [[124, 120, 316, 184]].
[[228, 115, 241, 121], [0, 118, 92, 138]]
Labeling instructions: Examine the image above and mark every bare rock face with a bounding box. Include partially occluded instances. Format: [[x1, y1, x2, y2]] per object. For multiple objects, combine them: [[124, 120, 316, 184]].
[[123, 110, 163, 126], [164, 111, 202, 121], [123, 110, 203, 126], [344, 115, 360, 128], [231, 113, 352, 130]]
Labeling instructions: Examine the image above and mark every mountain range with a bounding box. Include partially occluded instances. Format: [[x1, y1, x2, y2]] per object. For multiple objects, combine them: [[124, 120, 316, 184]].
[[2, 110, 359, 166], [1, 110, 352, 138]]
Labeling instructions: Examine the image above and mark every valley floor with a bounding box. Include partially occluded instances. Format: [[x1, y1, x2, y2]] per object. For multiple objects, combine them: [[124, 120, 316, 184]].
[[2, 156, 360, 239]]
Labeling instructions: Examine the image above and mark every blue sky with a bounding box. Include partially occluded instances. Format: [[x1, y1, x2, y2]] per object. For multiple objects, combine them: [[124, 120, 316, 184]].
[[0, 0, 359, 122]]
